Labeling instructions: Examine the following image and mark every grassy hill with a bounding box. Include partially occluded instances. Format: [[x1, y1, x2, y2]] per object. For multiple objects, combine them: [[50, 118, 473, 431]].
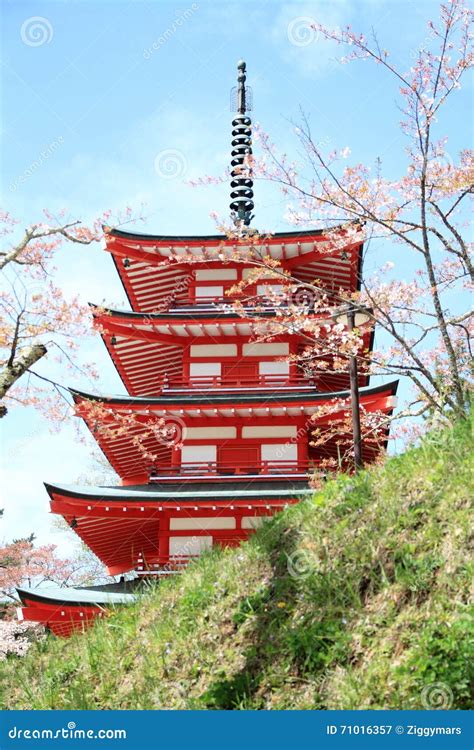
[[1, 415, 472, 710]]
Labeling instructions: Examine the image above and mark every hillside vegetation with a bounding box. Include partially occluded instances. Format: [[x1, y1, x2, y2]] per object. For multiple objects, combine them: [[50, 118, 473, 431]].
[[1, 415, 473, 710]]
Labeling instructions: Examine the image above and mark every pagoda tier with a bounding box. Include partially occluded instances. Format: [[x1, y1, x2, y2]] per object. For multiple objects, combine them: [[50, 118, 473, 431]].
[[17, 585, 136, 638], [92, 305, 374, 397], [45, 481, 312, 575], [71, 382, 398, 486], [104, 225, 363, 314]]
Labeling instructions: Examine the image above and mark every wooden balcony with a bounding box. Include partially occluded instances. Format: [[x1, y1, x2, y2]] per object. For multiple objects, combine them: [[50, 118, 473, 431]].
[[161, 373, 316, 392], [149, 460, 310, 483], [172, 294, 279, 306], [169, 295, 297, 313], [170, 293, 330, 312]]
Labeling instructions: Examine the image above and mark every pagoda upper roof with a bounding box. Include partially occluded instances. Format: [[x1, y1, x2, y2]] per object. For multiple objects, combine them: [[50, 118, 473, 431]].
[[70, 381, 397, 484], [105, 223, 364, 314], [106, 224, 357, 244], [92, 302, 305, 321], [71, 380, 397, 407], [17, 585, 136, 608], [45, 481, 308, 575], [92, 303, 374, 397], [45, 479, 313, 502]]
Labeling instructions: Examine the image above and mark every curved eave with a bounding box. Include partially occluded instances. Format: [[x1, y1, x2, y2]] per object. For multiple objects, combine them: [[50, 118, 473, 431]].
[[105, 224, 365, 313], [105, 222, 362, 244], [91, 304, 375, 394], [70, 380, 398, 407], [91, 302, 376, 327], [90, 302, 325, 322], [17, 587, 135, 608], [44, 480, 313, 503], [69, 382, 398, 484]]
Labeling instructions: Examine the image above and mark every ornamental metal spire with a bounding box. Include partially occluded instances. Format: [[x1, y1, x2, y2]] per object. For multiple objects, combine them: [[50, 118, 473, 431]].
[[230, 60, 254, 228]]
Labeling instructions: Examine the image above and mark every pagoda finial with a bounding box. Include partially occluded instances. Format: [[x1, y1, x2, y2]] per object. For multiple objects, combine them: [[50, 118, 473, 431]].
[[230, 60, 254, 229]]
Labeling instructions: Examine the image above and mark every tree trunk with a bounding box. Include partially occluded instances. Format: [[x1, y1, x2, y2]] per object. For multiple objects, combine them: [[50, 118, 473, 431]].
[[0, 344, 47, 417]]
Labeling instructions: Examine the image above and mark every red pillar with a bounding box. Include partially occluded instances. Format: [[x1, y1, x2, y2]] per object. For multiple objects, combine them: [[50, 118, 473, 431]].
[[158, 515, 170, 564]]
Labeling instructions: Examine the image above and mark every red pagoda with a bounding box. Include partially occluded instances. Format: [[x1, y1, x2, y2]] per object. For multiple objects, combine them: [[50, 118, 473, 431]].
[[18, 61, 397, 636]]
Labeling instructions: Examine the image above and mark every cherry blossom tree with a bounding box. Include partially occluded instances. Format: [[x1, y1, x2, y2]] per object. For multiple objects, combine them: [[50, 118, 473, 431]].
[[0, 208, 141, 419], [0, 209, 108, 419], [185, 1, 472, 463], [0, 535, 98, 658], [0, 620, 45, 661], [0, 538, 78, 604], [248, 0, 473, 430]]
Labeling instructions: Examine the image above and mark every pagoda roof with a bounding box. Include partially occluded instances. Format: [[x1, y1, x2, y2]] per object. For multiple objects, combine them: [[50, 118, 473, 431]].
[[71, 380, 397, 407], [105, 224, 364, 314], [106, 225, 356, 244], [70, 381, 397, 484], [45, 481, 306, 575], [17, 584, 137, 636], [45, 480, 313, 502], [17, 585, 136, 608], [92, 302, 300, 321], [92, 303, 373, 397]]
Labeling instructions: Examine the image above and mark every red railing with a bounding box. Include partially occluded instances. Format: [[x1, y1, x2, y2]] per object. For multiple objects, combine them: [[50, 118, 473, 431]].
[[162, 374, 316, 390], [170, 295, 298, 312], [172, 295, 241, 306], [149, 460, 310, 481]]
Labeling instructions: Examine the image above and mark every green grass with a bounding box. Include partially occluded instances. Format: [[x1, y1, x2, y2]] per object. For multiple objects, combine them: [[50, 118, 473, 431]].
[[1, 414, 473, 709]]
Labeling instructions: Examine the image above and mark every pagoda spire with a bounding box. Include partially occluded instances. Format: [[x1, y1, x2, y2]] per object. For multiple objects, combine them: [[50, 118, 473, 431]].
[[230, 60, 254, 228]]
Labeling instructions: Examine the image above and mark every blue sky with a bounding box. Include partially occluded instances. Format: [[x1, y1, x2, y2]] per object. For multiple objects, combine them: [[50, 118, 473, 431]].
[[1, 0, 471, 552]]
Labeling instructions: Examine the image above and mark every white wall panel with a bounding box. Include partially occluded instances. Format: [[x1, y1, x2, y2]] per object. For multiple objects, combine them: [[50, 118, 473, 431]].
[[169, 536, 213, 556], [196, 269, 237, 280], [181, 445, 216, 463], [195, 285, 223, 298], [261, 443, 298, 462], [186, 427, 236, 440], [259, 361, 289, 375], [243, 342, 289, 357], [243, 425, 297, 439], [190, 362, 221, 376], [170, 517, 236, 530], [242, 516, 267, 529], [257, 284, 285, 297], [191, 344, 237, 357]]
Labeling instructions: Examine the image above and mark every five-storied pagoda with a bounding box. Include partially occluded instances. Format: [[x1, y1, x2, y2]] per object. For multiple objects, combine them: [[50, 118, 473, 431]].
[[17, 62, 397, 636]]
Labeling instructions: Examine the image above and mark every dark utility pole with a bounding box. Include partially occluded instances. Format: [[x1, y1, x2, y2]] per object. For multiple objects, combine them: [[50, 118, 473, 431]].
[[347, 307, 363, 470]]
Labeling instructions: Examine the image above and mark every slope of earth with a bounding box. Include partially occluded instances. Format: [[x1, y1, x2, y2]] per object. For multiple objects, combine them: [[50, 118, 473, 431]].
[[1, 414, 472, 709]]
